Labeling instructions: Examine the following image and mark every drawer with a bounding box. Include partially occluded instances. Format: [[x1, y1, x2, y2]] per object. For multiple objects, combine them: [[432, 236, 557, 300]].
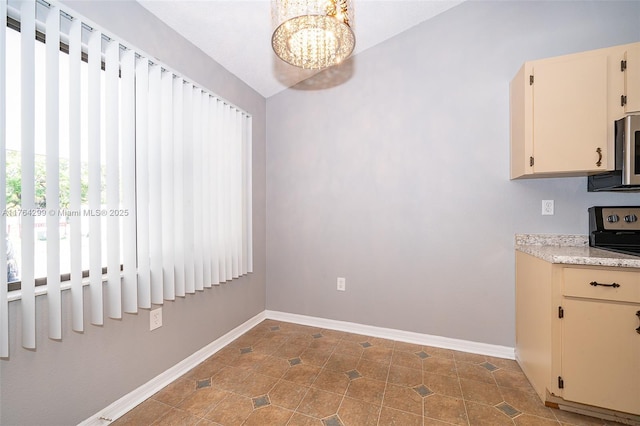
[[563, 267, 640, 303]]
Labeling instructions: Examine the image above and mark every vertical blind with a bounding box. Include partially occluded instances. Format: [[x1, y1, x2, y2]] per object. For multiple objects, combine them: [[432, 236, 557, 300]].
[[0, 0, 253, 356]]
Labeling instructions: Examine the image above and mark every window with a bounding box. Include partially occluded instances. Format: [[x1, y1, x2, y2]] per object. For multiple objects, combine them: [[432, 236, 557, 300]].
[[0, 0, 252, 355], [4, 24, 111, 292]]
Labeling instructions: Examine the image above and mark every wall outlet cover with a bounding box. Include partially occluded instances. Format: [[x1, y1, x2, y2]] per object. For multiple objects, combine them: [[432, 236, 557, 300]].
[[150, 308, 163, 331]]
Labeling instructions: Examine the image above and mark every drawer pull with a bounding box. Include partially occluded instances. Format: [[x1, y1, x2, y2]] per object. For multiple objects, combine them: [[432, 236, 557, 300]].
[[637, 311, 640, 335], [589, 281, 620, 288]]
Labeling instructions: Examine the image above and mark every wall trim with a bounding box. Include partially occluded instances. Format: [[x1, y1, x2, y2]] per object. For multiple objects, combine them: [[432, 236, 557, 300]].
[[79, 311, 267, 426], [80, 309, 514, 425], [265, 310, 515, 360]]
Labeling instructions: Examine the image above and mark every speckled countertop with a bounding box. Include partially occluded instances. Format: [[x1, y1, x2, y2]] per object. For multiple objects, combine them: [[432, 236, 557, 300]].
[[515, 234, 640, 268]]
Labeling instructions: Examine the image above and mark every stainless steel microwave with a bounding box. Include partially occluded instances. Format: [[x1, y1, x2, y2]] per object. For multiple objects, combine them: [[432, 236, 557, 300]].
[[588, 114, 640, 191]]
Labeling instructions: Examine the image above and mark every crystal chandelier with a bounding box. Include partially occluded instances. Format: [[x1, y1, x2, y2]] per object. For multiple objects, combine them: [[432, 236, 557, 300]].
[[271, 0, 355, 70]]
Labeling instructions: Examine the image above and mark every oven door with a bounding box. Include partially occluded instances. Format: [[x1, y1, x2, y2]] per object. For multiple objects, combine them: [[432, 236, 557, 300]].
[[623, 114, 640, 185]]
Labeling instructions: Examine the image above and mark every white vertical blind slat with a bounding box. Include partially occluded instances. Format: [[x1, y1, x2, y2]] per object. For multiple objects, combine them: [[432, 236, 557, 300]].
[[201, 95, 212, 288], [0, 0, 8, 357], [148, 64, 163, 304], [241, 115, 248, 275], [121, 48, 137, 313], [105, 40, 121, 319], [246, 116, 253, 273], [135, 57, 151, 309], [183, 83, 195, 294], [223, 105, 233, 282], [192, 88, 203, 291], [68, 17, 83, 331], [210, 100, 220, 285], [219, 101, 228, 282], [217, 102, 226, 282], [232, 112, 241, 278], [20, 0, 36, 348], [46, 4, 61, 339], [172, 77, 185, 297], [229, 110, 238, 279], [228, 106, 236, 281], [87, 29, 103, 325], [161, 71, 175, 300]]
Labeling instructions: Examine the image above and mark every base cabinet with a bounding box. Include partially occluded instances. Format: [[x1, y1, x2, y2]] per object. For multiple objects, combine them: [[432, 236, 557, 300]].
[[561, 298, 640, 414], [515, 252, 640, 418]]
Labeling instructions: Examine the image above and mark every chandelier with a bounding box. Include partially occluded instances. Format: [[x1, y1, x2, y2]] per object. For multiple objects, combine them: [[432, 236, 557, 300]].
[[271, 0, 355, 70]]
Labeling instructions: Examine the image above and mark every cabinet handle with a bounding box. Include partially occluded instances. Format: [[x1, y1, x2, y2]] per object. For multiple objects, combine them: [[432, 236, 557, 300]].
[[636, 311, 640, 334], [595, 147, 602, 167], [589, 281, 620, 288]]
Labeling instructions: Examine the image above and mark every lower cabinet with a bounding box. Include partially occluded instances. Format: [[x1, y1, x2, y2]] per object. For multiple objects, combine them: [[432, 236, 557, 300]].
[[561, 298, 640, 414], [515, 252, 640, 417]]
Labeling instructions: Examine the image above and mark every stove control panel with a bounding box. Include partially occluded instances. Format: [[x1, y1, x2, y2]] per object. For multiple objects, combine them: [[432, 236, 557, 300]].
[[600, 207, 640, 231]]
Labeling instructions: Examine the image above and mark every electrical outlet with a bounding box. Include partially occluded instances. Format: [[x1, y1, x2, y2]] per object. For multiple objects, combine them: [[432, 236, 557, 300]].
[[337, 277, 346, 291], [150, 307, 162, 331], [542, 200, 554, 216]]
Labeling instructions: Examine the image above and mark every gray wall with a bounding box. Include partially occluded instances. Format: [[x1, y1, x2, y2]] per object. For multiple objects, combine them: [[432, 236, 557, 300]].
[[265, 1, 640, 348], [0, 2, 267, 425]]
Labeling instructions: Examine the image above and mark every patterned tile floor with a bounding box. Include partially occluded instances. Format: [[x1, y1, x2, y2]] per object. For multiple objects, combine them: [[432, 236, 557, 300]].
[[113, 320, 626, 426]]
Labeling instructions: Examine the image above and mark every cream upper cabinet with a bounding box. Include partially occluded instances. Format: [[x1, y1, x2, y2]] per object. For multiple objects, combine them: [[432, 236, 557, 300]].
[[510, 44, 632, 179], [624, 43, 640, 113], [515, 252, 640, 418]]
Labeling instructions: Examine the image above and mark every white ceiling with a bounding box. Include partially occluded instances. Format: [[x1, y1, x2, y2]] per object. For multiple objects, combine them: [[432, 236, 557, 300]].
[[137, 0, 464, 98]]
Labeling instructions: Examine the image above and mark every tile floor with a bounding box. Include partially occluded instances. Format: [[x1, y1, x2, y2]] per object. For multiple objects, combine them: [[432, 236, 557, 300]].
[[113, 320, 625, 426]]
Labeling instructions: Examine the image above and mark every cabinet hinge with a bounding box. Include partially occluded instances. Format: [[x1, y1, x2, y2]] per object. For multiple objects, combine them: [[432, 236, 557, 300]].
[[621, 60, 627, 72], [529, 156, 534, 167], [621, 95, 627, 107], [529, 75, 534, 85], [558, 306, 564, 318], [558, 376, 564, 389]]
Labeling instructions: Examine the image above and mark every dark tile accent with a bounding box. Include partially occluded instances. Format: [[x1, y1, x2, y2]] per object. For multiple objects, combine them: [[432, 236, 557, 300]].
[[495, 402, 521, 418], [481, 362, 498, 371], [413, 384, 433, 397], [252, 395, 271, 409], [196, 378, 211, 389], [240, 347, 253, 354], [360, 342, 372, 348], [288, 357, 302, 366], [312, 333, 323, 339], [270, 326, 280, 331], [416, 351, 430, 359], [322, 414, 344, 426], [345, 369, 362, 380]]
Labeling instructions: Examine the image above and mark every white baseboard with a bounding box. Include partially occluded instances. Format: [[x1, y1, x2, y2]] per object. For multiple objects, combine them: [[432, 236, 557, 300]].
[[79, 311, 267, 426], [265, 310, 515, 360], [80, 309, 514, 425]]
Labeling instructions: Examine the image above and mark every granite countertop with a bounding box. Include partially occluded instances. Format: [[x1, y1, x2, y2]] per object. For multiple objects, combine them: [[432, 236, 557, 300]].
[[515, 234, 640, 268]]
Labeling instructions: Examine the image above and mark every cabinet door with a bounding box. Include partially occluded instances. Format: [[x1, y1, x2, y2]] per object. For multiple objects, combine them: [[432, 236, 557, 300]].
[[625, 43, 640, 113], [561, 298, 640, 415], [532, 53, 608, 174]]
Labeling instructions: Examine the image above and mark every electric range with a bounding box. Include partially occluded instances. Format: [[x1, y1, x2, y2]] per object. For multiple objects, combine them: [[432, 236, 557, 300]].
[[589, 206, 640, 257]]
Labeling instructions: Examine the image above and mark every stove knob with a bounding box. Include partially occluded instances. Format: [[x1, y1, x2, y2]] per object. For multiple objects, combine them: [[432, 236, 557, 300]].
[[624, 214, 638, 223], [607, 214, 620, 223]]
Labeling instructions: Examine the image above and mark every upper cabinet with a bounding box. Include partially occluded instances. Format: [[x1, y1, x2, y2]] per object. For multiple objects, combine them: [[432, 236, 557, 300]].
[[510, 43, 639, 179], [624, 43, 640, 113]]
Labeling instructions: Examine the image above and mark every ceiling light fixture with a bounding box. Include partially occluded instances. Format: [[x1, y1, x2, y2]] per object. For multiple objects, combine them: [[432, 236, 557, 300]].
[[271, 0, 355, 70]]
